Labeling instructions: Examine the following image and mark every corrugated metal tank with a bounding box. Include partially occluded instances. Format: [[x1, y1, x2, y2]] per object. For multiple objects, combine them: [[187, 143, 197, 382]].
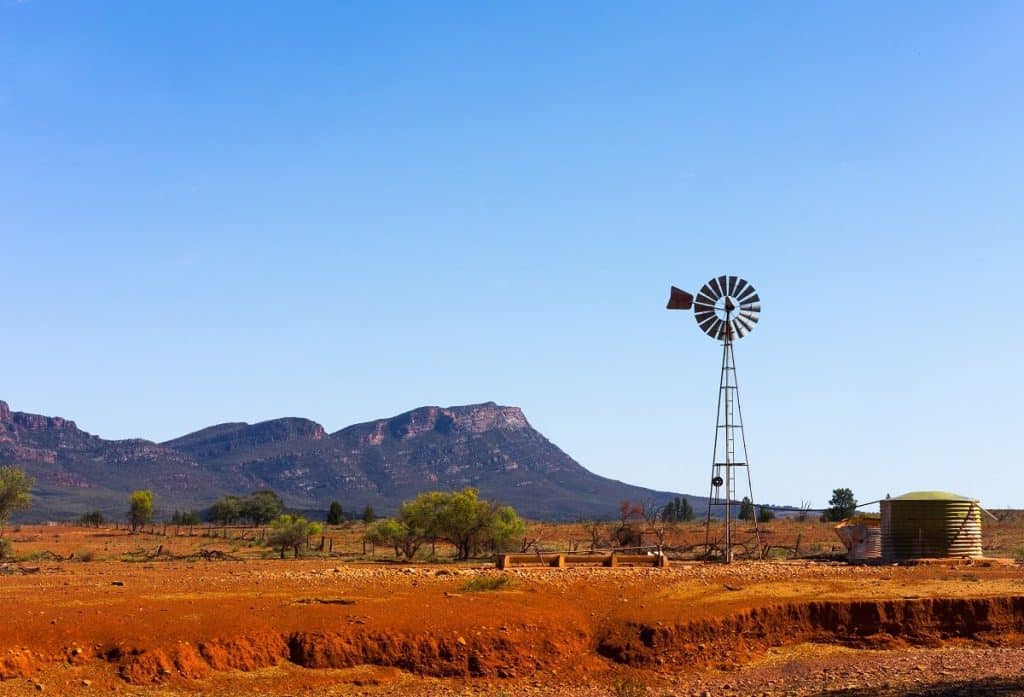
[[880, 491, 982, 561]]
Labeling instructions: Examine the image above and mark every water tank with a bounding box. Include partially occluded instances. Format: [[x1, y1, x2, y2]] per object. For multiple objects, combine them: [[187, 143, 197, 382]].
[[880, 491, 982, 561]]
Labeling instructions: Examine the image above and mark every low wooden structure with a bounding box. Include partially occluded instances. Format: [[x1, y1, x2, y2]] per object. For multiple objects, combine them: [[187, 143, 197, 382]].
[[496, 552, 668, 569]]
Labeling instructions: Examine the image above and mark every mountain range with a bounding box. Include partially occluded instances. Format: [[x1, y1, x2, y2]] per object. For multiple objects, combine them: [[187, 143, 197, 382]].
[[0, 399, 701, 521]]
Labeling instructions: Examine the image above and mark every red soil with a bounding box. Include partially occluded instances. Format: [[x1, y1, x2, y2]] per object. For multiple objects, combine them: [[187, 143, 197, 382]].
[[2, 526, 1024, 695]]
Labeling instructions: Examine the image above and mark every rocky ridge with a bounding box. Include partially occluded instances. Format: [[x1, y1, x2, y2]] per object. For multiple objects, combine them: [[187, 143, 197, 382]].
[[0, 399, 690, 521]]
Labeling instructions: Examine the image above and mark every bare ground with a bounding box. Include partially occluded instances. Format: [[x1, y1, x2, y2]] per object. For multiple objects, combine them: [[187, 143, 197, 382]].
[[2, 526, 1024, 695]]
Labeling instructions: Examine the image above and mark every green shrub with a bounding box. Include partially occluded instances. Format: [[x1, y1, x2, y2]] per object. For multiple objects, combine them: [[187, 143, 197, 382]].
[[461, 575, 512, 593], [612, 677, 648, 697]]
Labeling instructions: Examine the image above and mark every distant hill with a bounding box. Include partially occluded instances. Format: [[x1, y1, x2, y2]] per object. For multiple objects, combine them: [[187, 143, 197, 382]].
[[0, 399, 704, 521]]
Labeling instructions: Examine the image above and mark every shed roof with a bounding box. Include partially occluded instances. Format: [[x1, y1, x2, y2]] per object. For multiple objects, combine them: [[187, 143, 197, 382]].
[[887, 491, 977, 502]]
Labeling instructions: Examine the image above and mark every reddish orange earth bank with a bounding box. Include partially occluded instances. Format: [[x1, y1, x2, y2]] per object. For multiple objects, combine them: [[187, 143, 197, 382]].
[[3, 539, 1024, 695]]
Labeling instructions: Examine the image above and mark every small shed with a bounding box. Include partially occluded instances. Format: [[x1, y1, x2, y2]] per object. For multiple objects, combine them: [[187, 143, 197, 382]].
[[880, 491, 982, 561]]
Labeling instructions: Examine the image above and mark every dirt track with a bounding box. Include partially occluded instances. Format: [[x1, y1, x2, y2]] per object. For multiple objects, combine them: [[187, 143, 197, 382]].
[[3, 544, 1024, 695]]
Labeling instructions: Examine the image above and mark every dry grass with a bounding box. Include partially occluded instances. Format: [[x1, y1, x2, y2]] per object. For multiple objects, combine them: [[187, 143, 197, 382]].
[[5, 512, 1024, 565]]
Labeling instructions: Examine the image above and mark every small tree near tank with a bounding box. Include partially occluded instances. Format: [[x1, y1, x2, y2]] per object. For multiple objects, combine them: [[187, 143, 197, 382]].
[[128, 490, 154, 532], [824, 488, 857, 522], [268, 514, 323, 559], [738, 497, 755, 521], [0, 466, 33, 539]]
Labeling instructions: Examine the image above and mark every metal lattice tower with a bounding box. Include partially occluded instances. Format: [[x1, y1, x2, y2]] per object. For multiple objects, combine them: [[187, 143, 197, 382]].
[[666, 275, 763, 563]]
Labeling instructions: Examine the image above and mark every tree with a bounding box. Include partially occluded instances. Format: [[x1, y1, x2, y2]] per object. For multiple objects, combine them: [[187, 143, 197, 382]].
[[79, 510, 105, 528], [661, 496, 694, 523], [614, 500, 645, 547], [240, 490, 284, 526], [0, 466, 34, 538], [372, 488, 527, 561], [367, 518, 420, 559], [326, 501, 344, 526], [208, 495, 242, 525], [267, 514, 323, 559], [361, 504, 376, 524], [825, 488, 857, 522], [428, 488, 489, 560], [757, 506, 775, 523], [738, 497, 755, 521], [128, 490, 154, 532], [484, 504, 527, 554], [170, 509, 200, 526]]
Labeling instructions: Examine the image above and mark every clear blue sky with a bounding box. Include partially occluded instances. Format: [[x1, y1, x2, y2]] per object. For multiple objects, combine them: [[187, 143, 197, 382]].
[[2, 2, 1022, 509]]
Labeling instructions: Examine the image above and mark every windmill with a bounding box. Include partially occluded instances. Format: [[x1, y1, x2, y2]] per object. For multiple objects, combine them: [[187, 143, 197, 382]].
[[666, 275, 763, 563]]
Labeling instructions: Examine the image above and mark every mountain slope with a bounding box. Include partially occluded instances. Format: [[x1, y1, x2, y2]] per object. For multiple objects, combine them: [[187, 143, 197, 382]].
[[0, 401, 216, 520], [1, 399, 701, 521]]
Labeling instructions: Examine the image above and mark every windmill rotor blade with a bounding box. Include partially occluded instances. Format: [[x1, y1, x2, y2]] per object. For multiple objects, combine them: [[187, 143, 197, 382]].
[[694, 292, 716, 306], [733, 278, 749, 298], [739, 310, 759, 325], [697, 314, 718, 333], [694, 309, 716, 323], [735, 315, 755, 334], [666, 286, 694, 310], [736, 289, 757, 305], [716, 275, 730, 298], [706, 278, 721, 297], [702, 279, 722, 298], [739, 302, 761, 313], [727, 275, 738, 296]]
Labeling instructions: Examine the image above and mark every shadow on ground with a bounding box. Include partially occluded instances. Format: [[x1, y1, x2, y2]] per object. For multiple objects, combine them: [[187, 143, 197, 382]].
[[820, 678, 1024, 696]]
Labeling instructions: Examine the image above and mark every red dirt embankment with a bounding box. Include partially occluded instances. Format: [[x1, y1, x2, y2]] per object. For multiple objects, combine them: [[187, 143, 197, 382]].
[[598, 595, 1024, 669], [111, 595, 1024, 684], [3, 554, 1024, 694], [114, 624, 587, 684]]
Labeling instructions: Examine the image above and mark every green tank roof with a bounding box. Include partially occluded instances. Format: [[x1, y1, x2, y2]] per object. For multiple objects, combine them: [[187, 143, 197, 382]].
[[887, 491, 977, 502]]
